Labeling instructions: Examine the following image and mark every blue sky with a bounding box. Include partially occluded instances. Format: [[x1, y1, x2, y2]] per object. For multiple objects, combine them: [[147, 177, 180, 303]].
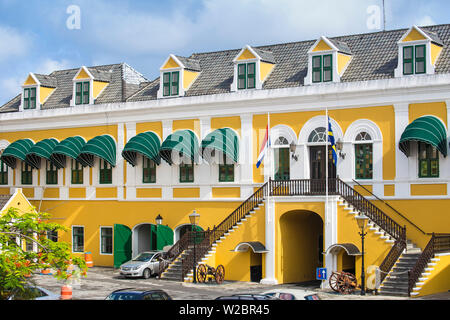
[[0, 0, 449, 104]]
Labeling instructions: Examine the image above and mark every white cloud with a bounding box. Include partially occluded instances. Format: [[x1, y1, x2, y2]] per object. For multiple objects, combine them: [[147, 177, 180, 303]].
[[416, 15, 436, 27], [0, 76, 22, 100], [36, 58, 73, 74], [0, 25, 30, 62]]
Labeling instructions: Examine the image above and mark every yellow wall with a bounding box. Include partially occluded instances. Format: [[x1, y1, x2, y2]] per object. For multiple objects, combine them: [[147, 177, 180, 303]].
[[172, 119, 200, 139], [212, 187, 240, 198], [161, 56, 180, 69], [0, 125, 118, 144], [236, 48, 256, 60], [39, 87, 55, 104], [384, 185, 395, 197], [23, 75, 37, 86], [93, 81, 109, 99], [409, 102, 447, 127], [135, 122, 162, 138], [337, 53, 352, 75], [173, 188, 200, 198], [136, 188, 162, 198], [211, 116, 241, 136], [260, 62, 275, 82], [75, 68, 91, 80], [69, 188, 86, 199], [183, 70, 199, 90], [312, 39, 332, 52], [0, 189, 35, 215], [414, 254, 450, 297], [32, 199, 242, 266], [410, 184, 447, 196], [402, 28, 427, 42], [96, 187, 117, 198], [431, 43, 443, 65]]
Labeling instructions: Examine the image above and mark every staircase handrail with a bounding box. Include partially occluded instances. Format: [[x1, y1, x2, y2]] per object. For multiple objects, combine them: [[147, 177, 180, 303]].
[[351, 179, 427, 235], [408, 233, 450, 296]]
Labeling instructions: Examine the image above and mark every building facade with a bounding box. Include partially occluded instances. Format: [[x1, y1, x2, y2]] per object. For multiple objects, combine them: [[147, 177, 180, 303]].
[[1, 25, 450, 297]]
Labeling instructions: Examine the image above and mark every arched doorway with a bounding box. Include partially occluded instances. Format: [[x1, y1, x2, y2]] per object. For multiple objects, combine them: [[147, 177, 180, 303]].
[[280, 210, 324, 284], [132, 224, 157, 258], [174, 224, 204, 242]]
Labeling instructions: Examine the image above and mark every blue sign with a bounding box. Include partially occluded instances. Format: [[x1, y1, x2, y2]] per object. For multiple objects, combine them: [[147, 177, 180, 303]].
[[316, 268, 327, 280]]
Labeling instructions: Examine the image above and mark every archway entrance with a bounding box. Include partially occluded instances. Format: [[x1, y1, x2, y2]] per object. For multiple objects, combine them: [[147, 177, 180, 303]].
[[132, 224, 157, 258], [174, 224, 204, 242], [280, 210, 324, 284]]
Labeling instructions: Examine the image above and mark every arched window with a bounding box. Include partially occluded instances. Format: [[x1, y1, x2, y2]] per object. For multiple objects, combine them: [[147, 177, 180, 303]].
[[273, 136, 290, 180], [308, 127, 327, 143], [354, 132, 373, 180]]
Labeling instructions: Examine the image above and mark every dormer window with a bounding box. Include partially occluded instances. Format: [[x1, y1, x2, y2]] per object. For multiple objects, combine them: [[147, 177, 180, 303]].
[[237, 62, 256, 90], [23, 87, 37, 109], [305, 36, 352, 86], [403, 45, 426, 75], [157, 54, 201, 99], [75, 81, 90, 105], [312, 54, 333, 83], [231, 45, 275, 92], [162, 71, 180, 97], [395, 26, 443, 77]]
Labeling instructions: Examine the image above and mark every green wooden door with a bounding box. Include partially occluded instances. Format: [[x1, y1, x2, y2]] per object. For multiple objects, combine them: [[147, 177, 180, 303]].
[[113, 224, 132, 268], [274, 147, 290, 180], [156, 225, 174, 250]]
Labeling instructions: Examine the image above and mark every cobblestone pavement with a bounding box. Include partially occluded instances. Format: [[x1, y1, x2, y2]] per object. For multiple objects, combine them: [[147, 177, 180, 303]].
[[31, 267, 448, 300]]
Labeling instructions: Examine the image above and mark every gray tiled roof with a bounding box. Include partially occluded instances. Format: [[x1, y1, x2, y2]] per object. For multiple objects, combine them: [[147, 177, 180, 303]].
[[128, 24, 450, 102], [174, 56, 202, 72], [0, 194, 12, 210], [2, 24, 450, 111], [34, 74, 57, 88], [0, 63, 148, 112]]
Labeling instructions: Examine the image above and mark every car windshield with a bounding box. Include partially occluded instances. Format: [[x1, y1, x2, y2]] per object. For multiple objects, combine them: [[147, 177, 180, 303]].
[[105, 292, 143, 300], [132, 252, 156, 262]]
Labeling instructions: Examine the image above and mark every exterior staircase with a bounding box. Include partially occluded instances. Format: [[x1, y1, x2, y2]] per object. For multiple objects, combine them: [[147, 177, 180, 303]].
[[378, 241, 422, 297], [158, 178, 448, 296]]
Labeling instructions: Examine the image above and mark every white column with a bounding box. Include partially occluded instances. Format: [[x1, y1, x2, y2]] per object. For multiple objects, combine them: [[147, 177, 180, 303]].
[[394, 103, 410, 197], [260, 193, 278, 284], [117, 122, 125, 200], [161, 120, 173, 199], [322, 196, 338, 289], [240, 114, 254, 198], [199, 117, 211, 199], [125, 122, 136, 200]]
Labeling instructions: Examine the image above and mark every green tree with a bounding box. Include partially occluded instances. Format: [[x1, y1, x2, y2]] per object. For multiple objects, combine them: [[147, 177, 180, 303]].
[[0, 207, 87, 300]]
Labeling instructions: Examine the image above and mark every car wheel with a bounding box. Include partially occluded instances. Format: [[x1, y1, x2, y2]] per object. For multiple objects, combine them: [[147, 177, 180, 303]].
[[143, 268, 151, 279]]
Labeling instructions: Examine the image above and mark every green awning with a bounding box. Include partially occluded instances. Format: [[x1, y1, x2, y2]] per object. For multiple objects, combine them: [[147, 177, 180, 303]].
[[78, 135, 117, 167], [201, 128, 239, 164], [25, 138, 59, 169], [122, 131, 161, 166], [399, 116, 447, 157], [50, 136, 86, 169], [0, 139, 34, 169], [159, 130, 199, 165]]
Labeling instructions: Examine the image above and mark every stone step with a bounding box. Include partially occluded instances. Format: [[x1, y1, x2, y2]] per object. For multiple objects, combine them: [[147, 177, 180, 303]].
[[378, 289, 409, 297]]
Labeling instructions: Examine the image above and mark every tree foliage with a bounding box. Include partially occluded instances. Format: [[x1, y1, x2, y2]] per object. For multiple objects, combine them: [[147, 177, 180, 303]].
[[0, 207, 87, 300]]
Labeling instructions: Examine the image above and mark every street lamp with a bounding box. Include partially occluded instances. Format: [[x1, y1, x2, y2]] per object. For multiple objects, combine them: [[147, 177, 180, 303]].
[[189, 210, 200, 283], [355, 213, 368, 295], [155, 214, 163, 225]]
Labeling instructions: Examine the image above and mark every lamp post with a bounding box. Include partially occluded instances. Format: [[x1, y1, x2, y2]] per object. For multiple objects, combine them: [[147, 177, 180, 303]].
[[355, 213, 368, 295], [155, 214, 163, 226], [189, 210, 200, 283]]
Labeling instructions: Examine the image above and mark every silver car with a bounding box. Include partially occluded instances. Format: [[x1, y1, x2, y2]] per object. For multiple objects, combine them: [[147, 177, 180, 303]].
[[119, 251, 162, 279]]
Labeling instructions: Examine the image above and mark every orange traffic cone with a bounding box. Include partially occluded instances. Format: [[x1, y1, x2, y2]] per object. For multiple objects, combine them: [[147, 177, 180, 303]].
[[84, 252, 94, 268]]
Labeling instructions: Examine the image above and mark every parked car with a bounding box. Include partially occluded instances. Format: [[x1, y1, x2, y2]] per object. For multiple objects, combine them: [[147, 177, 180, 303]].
[[105, 288, 172, 300], [119, 251, 163, 278], [215, 294, 279, 300], [262, 289, 320, 300], [8, 285, 61, 300]]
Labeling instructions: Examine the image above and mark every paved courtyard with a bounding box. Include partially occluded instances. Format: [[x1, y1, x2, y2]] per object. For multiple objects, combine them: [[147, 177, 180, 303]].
[[29, 266, 450, 300]]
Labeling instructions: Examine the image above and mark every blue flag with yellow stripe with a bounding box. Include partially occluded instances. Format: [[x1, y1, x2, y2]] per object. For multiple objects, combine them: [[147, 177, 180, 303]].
[[328, 117, 338, 165]]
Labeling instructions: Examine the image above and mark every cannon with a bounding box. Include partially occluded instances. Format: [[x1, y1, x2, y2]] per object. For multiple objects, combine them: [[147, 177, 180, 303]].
[[196, 264, 225, 284], [329, 271, 358, 294]]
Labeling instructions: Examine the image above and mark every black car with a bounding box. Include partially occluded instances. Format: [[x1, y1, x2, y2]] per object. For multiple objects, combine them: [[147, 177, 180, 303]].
[[105, 288, 172, 300], [215, 294, 278, 300]]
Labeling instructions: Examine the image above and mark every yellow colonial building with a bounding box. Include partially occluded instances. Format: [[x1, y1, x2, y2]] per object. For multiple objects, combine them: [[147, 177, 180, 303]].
[[1, 25, 449, 297]]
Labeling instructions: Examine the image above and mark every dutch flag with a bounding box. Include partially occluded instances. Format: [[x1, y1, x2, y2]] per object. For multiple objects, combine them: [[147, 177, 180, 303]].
[[256, 125, 269, 168]]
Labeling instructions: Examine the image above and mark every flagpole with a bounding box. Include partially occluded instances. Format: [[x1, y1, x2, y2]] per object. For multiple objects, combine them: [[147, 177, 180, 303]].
[[325, 108, 328, 225]]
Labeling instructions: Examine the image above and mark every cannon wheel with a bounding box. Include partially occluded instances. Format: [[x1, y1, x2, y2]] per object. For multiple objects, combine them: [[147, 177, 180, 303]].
[[196, 264, 207, 283], [215, 265, 225, 284], [329, 272, 341, 293], [341, 272, 357, 294]]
